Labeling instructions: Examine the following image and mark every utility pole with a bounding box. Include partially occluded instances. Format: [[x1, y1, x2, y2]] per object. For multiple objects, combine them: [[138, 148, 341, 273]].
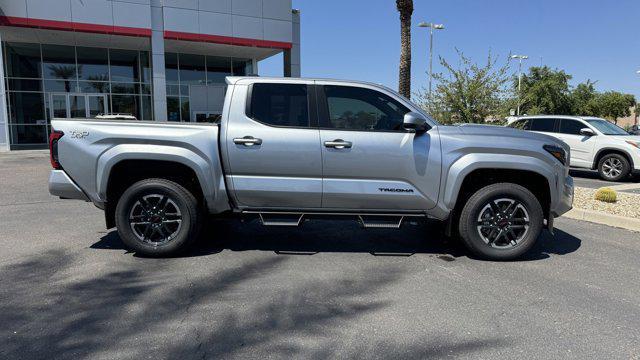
[[511, 54, 529, 116], [418, 22, 445, 95]]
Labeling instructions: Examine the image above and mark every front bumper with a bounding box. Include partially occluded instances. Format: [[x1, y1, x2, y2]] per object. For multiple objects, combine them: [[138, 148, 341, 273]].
[[48, 170, 90, 201], [552, 175, 574, 217]]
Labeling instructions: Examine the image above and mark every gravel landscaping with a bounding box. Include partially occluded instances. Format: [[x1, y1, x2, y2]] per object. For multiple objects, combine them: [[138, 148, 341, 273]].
[[574, 187, 640, 219]]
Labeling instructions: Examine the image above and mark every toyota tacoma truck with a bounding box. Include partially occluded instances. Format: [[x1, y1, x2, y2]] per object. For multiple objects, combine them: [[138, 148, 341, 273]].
[[48, 77, 574, 260]]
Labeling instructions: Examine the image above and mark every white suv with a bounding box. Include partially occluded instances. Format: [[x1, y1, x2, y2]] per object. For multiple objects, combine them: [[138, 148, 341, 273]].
[[508, 115, 640, 181]]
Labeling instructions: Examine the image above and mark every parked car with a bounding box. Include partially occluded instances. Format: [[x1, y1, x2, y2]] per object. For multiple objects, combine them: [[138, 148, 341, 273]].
[[629, 125, 640, 136], [48, 77, 573, 260], [95, 113, 137, 120], [507, 115, 640, 181]]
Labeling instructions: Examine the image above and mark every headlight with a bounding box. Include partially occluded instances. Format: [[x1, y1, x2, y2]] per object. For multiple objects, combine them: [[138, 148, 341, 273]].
[[543, 144, 567, 166], [625, 140, 640, 149]]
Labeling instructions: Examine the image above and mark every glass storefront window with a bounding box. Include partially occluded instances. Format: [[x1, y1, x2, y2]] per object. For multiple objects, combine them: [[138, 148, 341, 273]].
[[140, 51, 152, 83], [111, 82, 139, 94], [76, 47, 109, 81], [232, 58, 253, 76], [8, 92, 46, 125], [178, 54, 206, 85], [111, 95, 138, 117], [180, 97, 190, 121], [42, 45, 77, 80], [206, 56, 231, 84], [44, 79, 78, 93], [5, 42, 42, 78], [140, 96, 153, 120], [167, 97, 180, 121], [165, 52, 179, 84], [79, 81, 109, 93], [109, 49, 140, 82], [7, 79, 42, 92], [9, 125, 48, 145]]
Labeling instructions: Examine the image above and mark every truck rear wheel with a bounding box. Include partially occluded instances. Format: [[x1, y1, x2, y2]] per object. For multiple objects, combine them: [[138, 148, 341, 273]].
[[458, 183, 543, 261], [115, 178, 201, 257]]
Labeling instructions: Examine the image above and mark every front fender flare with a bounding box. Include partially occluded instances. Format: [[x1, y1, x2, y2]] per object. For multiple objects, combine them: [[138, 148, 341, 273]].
[[441, 153, 557, 211]]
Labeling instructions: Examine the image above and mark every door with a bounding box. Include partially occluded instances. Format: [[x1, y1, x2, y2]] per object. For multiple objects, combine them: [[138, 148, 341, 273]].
[[317, 84, 440, 210], [87, 95, 107, 118], [51, 94, 68, 118], [555, 118, 596, 168], [69, 95, 86, 118], [50, 93, 107, 119], [224, 82, 323, 208]]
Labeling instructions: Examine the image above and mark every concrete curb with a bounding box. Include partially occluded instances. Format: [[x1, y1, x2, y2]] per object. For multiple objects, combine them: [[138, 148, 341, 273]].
[[562, 208, 640, 232]]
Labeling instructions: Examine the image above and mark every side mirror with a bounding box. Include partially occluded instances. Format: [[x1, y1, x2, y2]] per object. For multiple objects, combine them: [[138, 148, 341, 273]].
[[580, 128, 595, 137], [403, 112, 428, 133]]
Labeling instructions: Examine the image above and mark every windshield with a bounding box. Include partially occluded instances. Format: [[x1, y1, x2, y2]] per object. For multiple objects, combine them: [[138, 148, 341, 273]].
[[585, 119, 629, 135]]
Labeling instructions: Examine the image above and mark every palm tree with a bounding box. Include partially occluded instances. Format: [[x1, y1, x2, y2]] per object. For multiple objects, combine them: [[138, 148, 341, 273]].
[[48, 64, 77, 93], [396, 0, 413, 99]]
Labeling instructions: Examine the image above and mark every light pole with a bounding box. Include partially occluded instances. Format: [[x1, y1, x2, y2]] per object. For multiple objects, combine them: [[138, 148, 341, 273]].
[[511, 54, 529, 116], [418, 22, 445, 95]]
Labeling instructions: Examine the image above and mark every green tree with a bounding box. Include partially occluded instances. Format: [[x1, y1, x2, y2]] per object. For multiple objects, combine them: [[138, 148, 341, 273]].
[[518, 66, 572, 115], [590, 91, 636, 124], [418, 50, 512, 124], [569, 80, 598, 115], [396, 0, 413, 99]]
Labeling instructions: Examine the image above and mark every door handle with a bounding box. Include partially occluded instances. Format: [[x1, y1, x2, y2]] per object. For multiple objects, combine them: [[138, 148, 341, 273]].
[[233, 136, 262, 146], [324, 139, 352, 149]]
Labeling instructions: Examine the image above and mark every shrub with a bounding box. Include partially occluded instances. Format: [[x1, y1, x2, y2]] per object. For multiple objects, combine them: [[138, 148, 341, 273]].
[[594, 188, 617, 203]]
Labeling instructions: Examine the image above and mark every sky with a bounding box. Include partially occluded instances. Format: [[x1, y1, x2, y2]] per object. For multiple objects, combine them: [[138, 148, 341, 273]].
[[260, 0, 640, 99]]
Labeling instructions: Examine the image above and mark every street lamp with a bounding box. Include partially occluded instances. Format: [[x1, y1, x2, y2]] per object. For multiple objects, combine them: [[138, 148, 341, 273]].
[[418, 22, 445, 95], [511, 54, 529, 116]]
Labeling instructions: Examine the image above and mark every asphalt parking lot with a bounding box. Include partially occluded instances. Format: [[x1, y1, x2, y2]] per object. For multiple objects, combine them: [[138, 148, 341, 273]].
[[570, 168, 640, 191], [1, 152, 639, 359]]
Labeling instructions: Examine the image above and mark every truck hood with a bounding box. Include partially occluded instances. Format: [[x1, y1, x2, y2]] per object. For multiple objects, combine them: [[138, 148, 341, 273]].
[[436, 124, 570, 152], [442, 123, 562, 141]]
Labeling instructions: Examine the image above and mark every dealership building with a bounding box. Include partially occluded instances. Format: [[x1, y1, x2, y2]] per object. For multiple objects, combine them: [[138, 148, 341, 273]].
[[0, 0, 300, 150]]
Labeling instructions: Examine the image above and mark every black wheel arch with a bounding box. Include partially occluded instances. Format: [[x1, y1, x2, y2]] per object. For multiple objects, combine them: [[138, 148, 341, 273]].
[[593, 148, 634, 170], [104, 160, 205, 229]]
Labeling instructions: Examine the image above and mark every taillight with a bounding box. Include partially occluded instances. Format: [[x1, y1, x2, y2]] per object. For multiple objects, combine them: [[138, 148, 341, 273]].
[[49, 130, 64, 169]]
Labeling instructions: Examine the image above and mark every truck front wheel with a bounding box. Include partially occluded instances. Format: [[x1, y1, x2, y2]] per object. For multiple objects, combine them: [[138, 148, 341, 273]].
[[458, 183, 543, 261], [115, 178, 201, 257]]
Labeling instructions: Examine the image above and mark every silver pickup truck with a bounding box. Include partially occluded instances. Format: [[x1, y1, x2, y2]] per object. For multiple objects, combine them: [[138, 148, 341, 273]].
[[49, 77, 573, 260]]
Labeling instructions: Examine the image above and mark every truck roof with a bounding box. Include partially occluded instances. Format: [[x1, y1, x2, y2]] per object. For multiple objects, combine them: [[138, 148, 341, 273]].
[[225, 76, 395, 92]]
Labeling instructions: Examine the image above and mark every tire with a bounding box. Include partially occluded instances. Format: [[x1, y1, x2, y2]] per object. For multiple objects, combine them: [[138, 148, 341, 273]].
[[458, 183, 544, 261], [597, 154, 630, 182], [115, 178, 201, 257]]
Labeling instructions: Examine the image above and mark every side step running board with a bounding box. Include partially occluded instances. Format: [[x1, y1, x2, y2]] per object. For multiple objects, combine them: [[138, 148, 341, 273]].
[[258, 213, 304, 226], [244, 211, 424, 228], [357, 215, 405, 229]]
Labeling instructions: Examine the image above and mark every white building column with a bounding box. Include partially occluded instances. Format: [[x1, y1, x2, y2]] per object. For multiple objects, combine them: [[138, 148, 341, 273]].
[[150, 0, 167, 121], [284, 9, 301, 77], [0, 33, 9, 150]]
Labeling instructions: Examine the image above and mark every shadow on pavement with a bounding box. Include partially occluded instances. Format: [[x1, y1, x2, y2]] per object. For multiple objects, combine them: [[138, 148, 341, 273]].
[[0, 249, 510, 359], [92, 217, 582, 261]]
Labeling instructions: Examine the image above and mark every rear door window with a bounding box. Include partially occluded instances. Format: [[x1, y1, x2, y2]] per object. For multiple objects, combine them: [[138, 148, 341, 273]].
[[530, 118, 557, 132], [248, 83, 310, 127], [559, 119, 586, 135]]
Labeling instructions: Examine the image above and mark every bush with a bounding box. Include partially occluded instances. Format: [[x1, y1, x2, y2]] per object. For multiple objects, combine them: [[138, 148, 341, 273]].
[[594, 188, 617, 203]]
